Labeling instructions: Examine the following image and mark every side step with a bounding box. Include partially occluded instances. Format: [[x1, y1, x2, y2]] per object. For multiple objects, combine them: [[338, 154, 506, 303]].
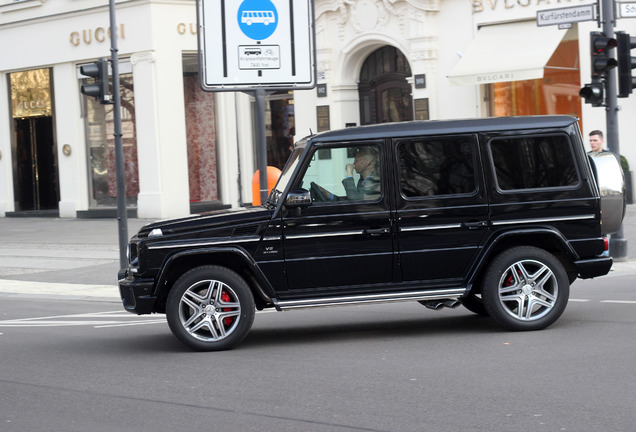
[[273, 288, 466, 311]]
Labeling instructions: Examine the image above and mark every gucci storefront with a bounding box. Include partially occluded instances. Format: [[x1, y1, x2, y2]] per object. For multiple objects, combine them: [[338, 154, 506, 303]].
[[0, 0, 634, 219]]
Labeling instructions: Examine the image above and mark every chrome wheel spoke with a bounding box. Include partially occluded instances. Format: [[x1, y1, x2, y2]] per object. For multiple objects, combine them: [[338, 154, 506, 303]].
[[211, 316, 227, 337], [183, 309, 205, 329], [513, 262, 530, 283], [182, 294, 203, 311], [529, 295, 553, 310]]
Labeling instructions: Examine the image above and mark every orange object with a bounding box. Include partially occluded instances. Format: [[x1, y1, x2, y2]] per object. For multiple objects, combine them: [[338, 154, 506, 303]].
[[252, 166, 282, 205]]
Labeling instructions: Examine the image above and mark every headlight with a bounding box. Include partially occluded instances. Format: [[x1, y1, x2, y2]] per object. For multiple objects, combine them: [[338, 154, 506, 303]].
[[149, 228, 163, 237]]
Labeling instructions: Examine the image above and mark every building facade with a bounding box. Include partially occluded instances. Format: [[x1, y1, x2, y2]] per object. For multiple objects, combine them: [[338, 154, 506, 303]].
[[1, 0, 634, 219]]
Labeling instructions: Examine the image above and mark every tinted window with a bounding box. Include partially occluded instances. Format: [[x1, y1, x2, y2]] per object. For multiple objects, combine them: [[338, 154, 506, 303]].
[[397, 135, 476, 197], [297, 144, 381, 203], [490, 135, 578, 190]]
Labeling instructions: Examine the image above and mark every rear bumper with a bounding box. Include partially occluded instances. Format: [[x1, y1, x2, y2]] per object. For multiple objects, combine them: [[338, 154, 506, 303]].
[[118, 269, 157, 314], [575, 256, 613, 279]]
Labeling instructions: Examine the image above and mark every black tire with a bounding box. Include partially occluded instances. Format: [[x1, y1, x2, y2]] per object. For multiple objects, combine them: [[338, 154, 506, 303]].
[[482, 246, 569, 331], [166, 266, 255, 351], [460, 291, 489, 316]]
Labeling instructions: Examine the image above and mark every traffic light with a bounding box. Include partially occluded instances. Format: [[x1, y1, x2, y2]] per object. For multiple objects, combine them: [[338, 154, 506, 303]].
[[580, 32, 618, 107], [579, 81, 604, 106], [616, 32, 636, 98], [80, 59, 111, 104], [590, 32, 617, 79]]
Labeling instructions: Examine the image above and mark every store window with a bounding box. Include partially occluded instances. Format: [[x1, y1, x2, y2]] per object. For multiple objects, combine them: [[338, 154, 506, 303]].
[[487, 35, 580, 122], [359, 46, 413, 125], [183, 55, 219, 203], [82, 65, 138, 207]]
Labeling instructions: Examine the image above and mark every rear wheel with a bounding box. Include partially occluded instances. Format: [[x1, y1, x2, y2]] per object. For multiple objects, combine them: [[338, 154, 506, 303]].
[[166, 266, 255, 351], [460, 291, 488, 316], [482, 246, 569, 331]]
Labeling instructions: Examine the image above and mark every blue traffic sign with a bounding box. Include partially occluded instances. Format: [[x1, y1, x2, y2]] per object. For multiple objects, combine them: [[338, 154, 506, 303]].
[[237, 0, 278, 41]]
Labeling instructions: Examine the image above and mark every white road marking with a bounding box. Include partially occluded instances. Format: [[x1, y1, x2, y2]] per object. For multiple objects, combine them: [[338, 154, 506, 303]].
[[600, 300, 636, 304], [0, 310, 165, 328], [0, 309, 273, 328]]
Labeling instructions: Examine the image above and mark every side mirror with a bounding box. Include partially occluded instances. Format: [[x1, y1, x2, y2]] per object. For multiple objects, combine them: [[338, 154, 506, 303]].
[[285, 188, 312, 208]]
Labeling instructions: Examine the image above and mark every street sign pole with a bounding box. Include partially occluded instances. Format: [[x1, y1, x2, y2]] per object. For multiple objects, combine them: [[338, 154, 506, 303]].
[[254, 88, 269, 205], [109, 0, 128, 269]]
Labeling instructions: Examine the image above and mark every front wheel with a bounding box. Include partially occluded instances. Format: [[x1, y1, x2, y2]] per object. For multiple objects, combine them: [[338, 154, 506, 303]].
[[482, 246, 569, 331], [166, 266, 255, 351]]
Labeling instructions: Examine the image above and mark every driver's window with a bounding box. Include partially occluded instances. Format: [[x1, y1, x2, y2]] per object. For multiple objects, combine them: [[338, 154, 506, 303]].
[[299, 144, 381, 203]]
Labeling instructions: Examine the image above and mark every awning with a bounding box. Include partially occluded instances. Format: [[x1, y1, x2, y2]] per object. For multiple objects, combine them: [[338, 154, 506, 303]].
[[447, 21, 567, 86]]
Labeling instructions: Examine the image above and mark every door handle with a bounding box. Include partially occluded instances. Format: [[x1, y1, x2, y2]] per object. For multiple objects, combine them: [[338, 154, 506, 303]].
[[364, 227, 390, 236], [462, 221, 488, 230]]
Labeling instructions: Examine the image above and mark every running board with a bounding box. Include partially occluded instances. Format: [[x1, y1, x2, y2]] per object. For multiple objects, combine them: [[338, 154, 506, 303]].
[[273, 288, 466, 311]]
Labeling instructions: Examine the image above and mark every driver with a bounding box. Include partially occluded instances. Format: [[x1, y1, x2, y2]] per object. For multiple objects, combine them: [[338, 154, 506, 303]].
[[342, 146, 380, 200], [313, 146, 380, 201]]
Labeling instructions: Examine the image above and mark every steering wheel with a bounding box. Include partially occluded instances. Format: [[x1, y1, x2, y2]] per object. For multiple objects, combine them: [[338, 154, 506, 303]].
[[310, 182, 328, 202]]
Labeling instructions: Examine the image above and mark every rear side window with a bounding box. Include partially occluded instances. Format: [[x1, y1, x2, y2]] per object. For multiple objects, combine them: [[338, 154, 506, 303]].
[[489, 135, 579, 191], [397, 135, 477, 198]]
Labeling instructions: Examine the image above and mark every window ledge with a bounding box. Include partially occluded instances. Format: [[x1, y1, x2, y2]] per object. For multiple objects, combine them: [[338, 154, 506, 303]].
[[1, 0, 46, 14]]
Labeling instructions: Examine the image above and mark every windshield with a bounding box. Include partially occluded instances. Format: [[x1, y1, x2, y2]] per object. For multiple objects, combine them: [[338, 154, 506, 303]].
[[267, 144, 305, 206]]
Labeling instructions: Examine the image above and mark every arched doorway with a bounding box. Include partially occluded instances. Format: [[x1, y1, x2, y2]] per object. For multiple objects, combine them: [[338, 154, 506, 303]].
[[358, 46, 413, 125]]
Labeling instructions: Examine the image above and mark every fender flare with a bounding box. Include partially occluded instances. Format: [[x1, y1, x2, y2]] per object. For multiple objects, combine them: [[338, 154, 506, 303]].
[[466, 227, 578, 290], [154, 246, 275, 303]]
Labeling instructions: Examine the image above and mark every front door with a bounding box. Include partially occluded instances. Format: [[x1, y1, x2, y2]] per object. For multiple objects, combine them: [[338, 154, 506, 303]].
[[14, 116, 59, 211], [281, 142, 394, 292]]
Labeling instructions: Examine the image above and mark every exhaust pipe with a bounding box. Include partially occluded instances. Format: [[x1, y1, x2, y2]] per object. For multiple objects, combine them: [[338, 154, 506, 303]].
[[421, 299, 461, 311]]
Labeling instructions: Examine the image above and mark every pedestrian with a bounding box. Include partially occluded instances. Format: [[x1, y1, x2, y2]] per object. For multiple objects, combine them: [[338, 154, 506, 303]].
[[588, 130, 610, 155], [587, 129, 614, 257]]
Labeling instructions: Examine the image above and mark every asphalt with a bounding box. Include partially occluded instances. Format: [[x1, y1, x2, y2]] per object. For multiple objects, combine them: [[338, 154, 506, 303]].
[[1, 207, 636, 302]]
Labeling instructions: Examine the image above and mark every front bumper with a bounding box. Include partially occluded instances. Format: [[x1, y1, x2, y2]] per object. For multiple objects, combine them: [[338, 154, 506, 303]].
[[575, 256, 613, 279], [118, 268, 157, 314]]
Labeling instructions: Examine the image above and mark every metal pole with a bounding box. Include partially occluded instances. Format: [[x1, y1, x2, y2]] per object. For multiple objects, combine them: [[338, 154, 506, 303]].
[[254, 88, 269, 205], [109, 0, 129, 268], [601, 0, 627, 258]]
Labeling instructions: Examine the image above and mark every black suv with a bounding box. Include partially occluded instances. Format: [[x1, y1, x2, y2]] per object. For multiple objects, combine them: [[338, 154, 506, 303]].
[[119, 116, 625, 351]]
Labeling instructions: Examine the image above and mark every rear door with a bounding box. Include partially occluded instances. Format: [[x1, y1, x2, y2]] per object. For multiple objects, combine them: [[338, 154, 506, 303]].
[[393, 134, 489, 284]]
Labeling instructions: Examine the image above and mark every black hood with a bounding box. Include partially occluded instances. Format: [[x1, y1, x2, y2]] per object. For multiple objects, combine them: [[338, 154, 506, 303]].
[[136, 207, 273, 238]]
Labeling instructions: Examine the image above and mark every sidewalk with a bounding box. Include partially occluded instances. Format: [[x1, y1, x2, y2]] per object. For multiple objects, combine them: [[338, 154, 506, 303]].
[[1, 207, 635, 300], [0, 217, 151, 301]]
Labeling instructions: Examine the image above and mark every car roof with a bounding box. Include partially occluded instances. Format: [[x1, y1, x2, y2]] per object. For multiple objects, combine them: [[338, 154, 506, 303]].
[[309, 115, 578, 143]]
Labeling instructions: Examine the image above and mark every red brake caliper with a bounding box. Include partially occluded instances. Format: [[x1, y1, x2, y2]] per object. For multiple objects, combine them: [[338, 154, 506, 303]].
[[505, 273, 515, 286], [221, 291, 234, 326]]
